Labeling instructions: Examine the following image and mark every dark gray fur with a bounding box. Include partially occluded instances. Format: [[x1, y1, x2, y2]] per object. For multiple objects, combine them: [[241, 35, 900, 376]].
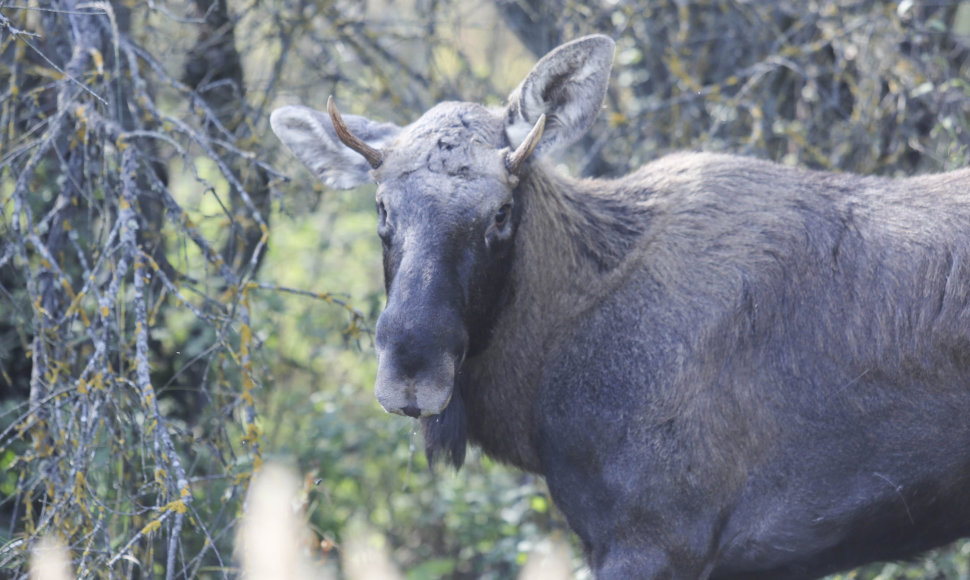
[[272, 35, 970, 580]]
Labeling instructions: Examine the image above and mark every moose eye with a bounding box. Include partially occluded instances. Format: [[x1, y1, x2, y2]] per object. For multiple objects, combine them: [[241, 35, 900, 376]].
[[494, 203, 512, 229], [376, 201, 392, 242]]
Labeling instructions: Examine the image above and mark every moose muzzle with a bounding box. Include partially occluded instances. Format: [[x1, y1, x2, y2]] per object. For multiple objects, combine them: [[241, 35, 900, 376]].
[[374, 300, 467, 418]]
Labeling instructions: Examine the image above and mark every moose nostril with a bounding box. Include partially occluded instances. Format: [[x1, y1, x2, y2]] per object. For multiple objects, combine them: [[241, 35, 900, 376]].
[[401, 405, 422, 418]]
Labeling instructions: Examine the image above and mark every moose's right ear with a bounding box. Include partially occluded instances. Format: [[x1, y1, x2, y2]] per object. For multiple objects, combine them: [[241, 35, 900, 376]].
[[270, 105, 400, 189]]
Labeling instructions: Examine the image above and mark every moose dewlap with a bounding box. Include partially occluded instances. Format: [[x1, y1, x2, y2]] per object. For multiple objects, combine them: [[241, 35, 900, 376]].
[[271, 35, 970, 580]]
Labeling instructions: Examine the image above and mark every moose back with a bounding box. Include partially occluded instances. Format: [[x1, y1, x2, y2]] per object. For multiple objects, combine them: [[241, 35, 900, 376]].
[[271, 35, 970, 579]]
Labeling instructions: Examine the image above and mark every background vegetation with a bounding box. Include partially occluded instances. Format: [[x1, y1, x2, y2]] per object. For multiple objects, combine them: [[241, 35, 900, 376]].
[[2, 0, 970, 578]]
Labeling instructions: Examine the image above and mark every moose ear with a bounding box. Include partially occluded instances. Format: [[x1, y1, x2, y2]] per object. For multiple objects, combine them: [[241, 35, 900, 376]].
[[505, 35, 615, 158], [270, 105, 400, 189]]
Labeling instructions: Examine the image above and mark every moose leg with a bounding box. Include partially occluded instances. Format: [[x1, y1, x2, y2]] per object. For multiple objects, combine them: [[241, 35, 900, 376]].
[[541, 445, 726, 579], [545, 471, 721, 580]]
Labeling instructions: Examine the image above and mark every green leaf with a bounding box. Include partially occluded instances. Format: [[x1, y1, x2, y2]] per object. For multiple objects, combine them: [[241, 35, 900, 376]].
[[405, 558, 456, 579]]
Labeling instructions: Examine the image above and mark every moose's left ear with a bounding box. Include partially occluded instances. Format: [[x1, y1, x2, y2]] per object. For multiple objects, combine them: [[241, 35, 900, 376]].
[[505, 35, 615, 158]]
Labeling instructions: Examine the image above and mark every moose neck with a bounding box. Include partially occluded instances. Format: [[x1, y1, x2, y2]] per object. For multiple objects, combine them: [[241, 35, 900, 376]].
[[459, 163, 652, 471], [517, 165, 651, 308]]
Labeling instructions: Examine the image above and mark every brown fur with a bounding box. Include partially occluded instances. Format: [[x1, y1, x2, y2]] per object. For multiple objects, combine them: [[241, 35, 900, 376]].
[[271, 35, 970, 579]]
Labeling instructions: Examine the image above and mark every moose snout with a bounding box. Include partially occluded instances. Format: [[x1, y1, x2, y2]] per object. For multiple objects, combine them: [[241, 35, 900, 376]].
[[374, 305, 467, 417]]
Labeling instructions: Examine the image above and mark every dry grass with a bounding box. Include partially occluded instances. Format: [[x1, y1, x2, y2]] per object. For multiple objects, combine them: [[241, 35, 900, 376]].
[[28, 462, 573, 579]]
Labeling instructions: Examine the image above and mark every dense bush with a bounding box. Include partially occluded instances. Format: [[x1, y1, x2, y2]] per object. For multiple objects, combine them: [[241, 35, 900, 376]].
[[1, 0, 968, 578]]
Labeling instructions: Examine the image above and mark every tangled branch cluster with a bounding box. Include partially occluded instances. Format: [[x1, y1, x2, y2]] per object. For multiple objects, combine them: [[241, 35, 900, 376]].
[[0, 0, 357, 575]]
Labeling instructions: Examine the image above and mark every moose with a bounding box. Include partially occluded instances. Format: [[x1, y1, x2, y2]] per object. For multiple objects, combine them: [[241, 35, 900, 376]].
[[271, 35, 970, 579]]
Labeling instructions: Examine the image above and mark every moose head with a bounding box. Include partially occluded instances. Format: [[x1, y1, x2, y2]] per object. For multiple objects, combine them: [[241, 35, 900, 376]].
[[270, 36, 615, 420]]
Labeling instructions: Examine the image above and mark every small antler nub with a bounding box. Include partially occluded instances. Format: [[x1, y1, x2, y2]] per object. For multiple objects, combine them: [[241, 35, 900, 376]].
[[327, 95, 384, 169], [506, 114, 546, 175]]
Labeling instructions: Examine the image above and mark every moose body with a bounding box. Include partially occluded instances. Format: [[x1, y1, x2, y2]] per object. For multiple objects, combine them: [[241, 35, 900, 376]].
[[271, 35, 970, 579]]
